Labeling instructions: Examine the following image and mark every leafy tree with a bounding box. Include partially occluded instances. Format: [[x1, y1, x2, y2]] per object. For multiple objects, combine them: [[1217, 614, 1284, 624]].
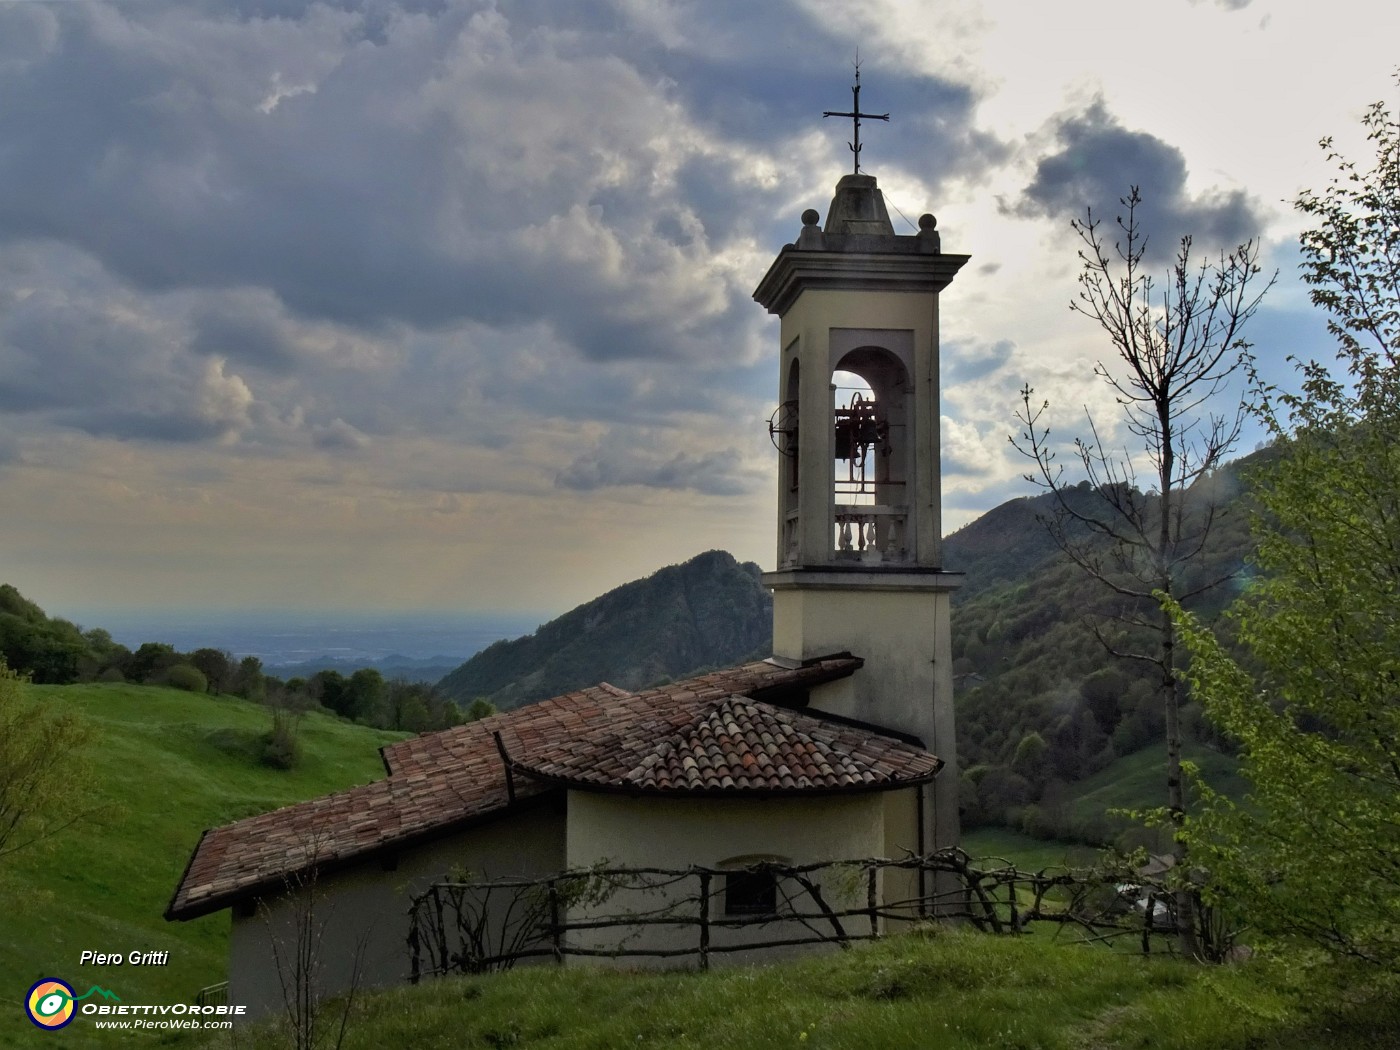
[[80, 627, 130, 681], [1014, 187, 1273, 957], [1173, 81, 1400, 968], [385, 679, 432, 732], [0, 584, 45, 621], [464, 698, 497, 722], [0, 658, 93, 861], [310, 669, 350, 717], [125, 642, 180, 684], [0, 600, 88, 684], [233, 655, 266, 702], [189, 648, 234, 694], [346, 668, 387, 724]]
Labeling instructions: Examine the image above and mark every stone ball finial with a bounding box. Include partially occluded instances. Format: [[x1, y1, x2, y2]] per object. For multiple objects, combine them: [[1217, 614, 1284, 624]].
[[919, 213, 937, 230], [801, 208, 821, 227]]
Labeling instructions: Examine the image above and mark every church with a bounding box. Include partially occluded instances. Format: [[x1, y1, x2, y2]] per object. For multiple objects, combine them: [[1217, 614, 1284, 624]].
[[166, 143, 969, 1019]]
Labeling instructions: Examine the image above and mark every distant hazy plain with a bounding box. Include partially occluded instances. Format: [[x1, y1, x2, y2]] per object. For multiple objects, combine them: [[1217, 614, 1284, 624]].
[[78, 610, 548, 669]]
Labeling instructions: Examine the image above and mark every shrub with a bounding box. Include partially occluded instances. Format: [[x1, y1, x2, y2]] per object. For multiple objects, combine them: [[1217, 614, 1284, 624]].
[[260, 708, 302, 770], [165, 664, 208, 693]]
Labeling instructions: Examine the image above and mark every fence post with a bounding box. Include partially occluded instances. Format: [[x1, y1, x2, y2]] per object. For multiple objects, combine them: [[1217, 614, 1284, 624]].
[[1142, 892, 1159, 956], [432, 884, 449, 974], [549, 879, 563, 965], [867, 865, 879, 938], [698, 871, 711, 971]]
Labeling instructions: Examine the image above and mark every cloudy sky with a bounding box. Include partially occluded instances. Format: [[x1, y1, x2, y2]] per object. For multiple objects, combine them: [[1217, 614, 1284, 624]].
[[0, 0, 1394, 622]]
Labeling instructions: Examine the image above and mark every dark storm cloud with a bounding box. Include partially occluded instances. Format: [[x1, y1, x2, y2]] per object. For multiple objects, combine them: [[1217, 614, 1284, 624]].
[[0, 0, 996, 484], [312, 418, 370, 451], [0, 427, 20, 467], [0, 288, 166, 416], [0, 0, 996, 372], [192, 300, 302, 374], [76, 408, 235, 445], [1013, 101, 1264, 262], [0, 0, 816, 372]]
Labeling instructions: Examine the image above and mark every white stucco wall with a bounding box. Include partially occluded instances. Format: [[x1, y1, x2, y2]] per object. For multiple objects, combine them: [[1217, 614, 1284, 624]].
[[772, 580, 962, 877], [228, 800, 565, 1021], [563, 791, 886, 968], [881, 787, 924, 928]]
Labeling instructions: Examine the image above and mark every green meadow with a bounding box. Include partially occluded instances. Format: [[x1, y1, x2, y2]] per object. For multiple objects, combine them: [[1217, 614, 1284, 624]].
[[211, 929, 1398, 1050]]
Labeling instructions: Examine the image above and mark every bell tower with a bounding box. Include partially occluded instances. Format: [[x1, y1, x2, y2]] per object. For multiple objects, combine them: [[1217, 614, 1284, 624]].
[[754, 170, 968, 855]]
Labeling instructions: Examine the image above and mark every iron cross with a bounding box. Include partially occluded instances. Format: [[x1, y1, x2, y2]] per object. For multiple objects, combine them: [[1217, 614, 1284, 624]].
[[823, 63, 889, 175]]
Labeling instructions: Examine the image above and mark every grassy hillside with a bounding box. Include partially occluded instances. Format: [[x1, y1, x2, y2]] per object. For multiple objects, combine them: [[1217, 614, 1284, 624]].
[[0, 682, 403, 1050], [208, 929, 1397, 1050]]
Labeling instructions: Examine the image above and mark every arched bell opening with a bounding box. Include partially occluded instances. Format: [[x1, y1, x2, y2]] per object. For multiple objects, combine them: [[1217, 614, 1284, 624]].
[[831, 347, 911, 563]]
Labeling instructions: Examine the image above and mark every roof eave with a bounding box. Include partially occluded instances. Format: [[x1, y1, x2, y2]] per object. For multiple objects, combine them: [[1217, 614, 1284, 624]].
[[508, 760, 943, 802], [165, 787, 563, 922]]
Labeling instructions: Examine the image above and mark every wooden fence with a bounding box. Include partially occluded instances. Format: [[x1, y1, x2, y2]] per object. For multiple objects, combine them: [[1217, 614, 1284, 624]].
[[407, 849, 1179, 981]]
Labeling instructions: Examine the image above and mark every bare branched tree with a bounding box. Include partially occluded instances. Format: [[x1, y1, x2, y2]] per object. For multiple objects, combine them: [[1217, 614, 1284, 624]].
[[1012, 187, 1273, 959], [264, 839, 369, 1050]]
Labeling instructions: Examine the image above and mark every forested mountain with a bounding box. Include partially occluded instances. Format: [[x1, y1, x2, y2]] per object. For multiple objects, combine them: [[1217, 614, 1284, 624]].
[[435, 550, 772, 709], [948, 450, 1268, 841]]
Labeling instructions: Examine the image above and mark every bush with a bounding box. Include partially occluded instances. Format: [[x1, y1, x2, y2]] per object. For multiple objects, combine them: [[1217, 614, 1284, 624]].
[[164, 664, 208, 693], [260, 709, 302, 770]]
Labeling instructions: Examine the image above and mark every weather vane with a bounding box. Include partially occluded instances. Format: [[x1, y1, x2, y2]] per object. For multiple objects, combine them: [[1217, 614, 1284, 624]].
[[822, 53, 889, 175]]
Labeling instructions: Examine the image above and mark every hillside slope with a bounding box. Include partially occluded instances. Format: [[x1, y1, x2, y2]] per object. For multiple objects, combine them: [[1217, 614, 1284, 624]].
[[436, 550, 772, 709], [0, 682, 403, 1050]]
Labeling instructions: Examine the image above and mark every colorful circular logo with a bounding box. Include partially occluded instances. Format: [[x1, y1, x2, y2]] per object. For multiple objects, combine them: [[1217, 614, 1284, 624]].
[[26, 978, 76, 1030]]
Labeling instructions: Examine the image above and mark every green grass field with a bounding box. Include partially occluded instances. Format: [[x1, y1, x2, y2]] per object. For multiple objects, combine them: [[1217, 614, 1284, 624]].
[[0, 682, 403, 1049], [207, 928, 1399, 1050], [961, 827, 1101, 871], [1068, 744, 1248, 832]]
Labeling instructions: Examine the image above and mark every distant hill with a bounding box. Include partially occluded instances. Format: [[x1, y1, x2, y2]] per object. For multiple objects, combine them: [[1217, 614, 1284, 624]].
[[942, 482, 1107, 603], [435, 550, 772, 710]]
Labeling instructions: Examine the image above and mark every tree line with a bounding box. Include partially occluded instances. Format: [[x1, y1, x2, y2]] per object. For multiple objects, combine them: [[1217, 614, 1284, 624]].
[[0, 583, 489, 736]]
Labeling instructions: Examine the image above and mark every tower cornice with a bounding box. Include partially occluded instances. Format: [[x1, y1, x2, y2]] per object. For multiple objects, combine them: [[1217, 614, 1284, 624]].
[[753, 247, 970, 317]]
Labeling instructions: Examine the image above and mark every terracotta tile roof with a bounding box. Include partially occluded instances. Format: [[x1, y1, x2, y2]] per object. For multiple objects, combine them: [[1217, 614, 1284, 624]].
[[610, 696, 938, 793], [166, 655, 935, 921], [503, 678, 941, 794]]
